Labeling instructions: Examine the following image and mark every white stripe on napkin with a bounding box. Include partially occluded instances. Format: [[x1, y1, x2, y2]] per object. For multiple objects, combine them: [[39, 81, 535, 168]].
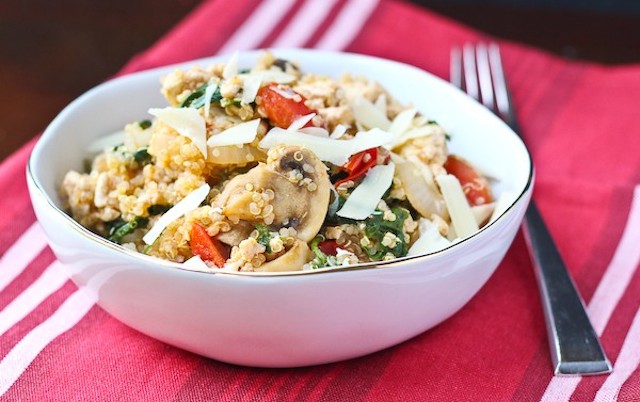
[[0, 223, 48, 293], [272, 0, 340, 48], [594, 308, 640, 401], [0, 261, 68, 337], [0, 289, 96, 395], [314, 0, 380, 50], [217, 0, 297, 54], [541, 184, 640, 402]]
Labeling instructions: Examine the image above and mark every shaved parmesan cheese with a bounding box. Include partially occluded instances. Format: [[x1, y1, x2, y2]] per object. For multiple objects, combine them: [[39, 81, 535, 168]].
[[489, 191, 515, 223], [206, 118, 261, 147], [435, 174, 479, 238], [183, 255, 213, 272], [471, 202, 495, 226], [374, 94, 387, 115], [352, 95, 391, 131], [240, 69, 296, 86], [392, 124, 441, 149], [329, 124, 347, 139], [241, 72, 262, 104], [408, 218, 452, 256], [260, 68, 296, 84], [222, 51, 239, 79], [298, 126, 329, 137], [287, 113, 316, 132], [204, 81, 219, 118], [86, 130, 126, 153], [124, 128, 152, 152], [259, 127, 394, 165], [388, 108, 416, 136], [143, 183, 210, 245], [270, 84, 296, 99], [337, 163, 395, 220], [148, 107, 207, 158]]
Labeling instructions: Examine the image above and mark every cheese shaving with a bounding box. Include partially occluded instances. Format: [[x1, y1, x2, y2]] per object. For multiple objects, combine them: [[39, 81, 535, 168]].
[[222, 51, 239, 80], [148, 107, 207, 158], [270, 85, 295, 99], [329, 124, 348, 139], [435, 174, 479, 238], [337, 163, 395, 220], [392, 124, 441, 149], [352, 95, 391, 130], [204, 82, 218, 117], [206, 118, 261, 147], [407, 218, 452, 256], [143, 183, 210, 245], [239, 69, 296, 87], [489, 191, 515, 223], [86, 130, 126, 154], [183, 255, 213, 272], [241, 73, 262, 104], [124, 128, 152, 152], [374, 94, 387, 115], [287, 113, 316, 132], [471, 202, 495, 226], [388, 108, 416, 136], [298, 126, 329, 137], [260, 68, 296, 84], [259, 127, 394, 165], [204, 81, 219, 118]]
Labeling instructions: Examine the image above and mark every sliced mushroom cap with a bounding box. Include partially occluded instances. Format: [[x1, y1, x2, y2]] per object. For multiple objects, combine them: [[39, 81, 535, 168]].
[[216, 220, 254, 246], [216, 145, 331, 242], [255, 240, 312, 272]]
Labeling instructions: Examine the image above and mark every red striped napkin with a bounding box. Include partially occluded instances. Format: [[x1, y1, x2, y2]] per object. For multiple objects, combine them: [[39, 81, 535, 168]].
[[2, 0, 640, 400]]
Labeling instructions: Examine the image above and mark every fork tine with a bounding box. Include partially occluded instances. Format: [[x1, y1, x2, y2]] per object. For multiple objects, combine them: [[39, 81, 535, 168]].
[[475, 43, 495, 109], [488, 43, 510, 117], [450, 47, 463, 89], [462, 43, 479, 100]]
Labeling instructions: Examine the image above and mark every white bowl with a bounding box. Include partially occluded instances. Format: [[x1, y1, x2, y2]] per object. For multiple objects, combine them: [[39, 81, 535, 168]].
[[27, 49, 533, 367]]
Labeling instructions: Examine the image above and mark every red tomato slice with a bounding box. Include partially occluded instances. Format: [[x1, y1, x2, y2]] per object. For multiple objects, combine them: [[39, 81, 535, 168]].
[[190, 222, 229, 268], [318, 240, 339, 256], [444, 155, 492, 206], [335, 148, 379, 187], [257, 84, 316, 128]]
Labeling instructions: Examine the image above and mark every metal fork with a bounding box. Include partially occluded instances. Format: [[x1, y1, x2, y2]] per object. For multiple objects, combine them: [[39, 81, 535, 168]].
[[451, 43, 612, 376]]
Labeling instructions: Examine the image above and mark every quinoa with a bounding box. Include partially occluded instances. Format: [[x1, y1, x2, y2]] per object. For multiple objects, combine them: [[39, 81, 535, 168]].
[[61, 51, 494, 272]]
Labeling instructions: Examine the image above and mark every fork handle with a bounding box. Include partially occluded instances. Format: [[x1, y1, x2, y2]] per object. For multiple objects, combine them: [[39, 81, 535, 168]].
[[522, 201, 612, 375]]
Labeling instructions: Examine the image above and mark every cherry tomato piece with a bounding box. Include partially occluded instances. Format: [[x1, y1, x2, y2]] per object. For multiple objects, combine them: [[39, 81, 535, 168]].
[[257, 84, 316, 128], [190, 222, 229, 267], [443, 155, 492, 206], [335, 148, 379, 187], [318, 240, 339, 256]]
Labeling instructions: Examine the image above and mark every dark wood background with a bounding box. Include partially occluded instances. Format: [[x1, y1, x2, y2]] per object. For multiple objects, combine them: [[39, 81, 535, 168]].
[[1, 0, 639, 162]]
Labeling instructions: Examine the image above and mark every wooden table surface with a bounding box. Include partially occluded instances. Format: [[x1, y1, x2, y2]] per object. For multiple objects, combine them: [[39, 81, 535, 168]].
[[1, 0, 639, 162]]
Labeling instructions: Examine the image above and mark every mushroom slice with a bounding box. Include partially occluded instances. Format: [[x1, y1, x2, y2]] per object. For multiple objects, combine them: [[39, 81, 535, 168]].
[[216, 145, 331, 242], [395, 157, 449, 221], [255, 240, 312, 272], [216, 220, 254, 246]]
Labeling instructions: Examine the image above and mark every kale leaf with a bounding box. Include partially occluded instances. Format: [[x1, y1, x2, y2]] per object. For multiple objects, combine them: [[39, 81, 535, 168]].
[[133, 148, 152, 165], [362, 207, 410, 260], [107, 216, 149, 244], [255, 224, 272, 253], [179, 82, 223, 109], [138, 119, 152, 130]]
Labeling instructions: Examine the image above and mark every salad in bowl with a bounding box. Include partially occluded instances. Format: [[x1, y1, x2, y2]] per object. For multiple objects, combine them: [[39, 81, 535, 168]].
[[61, 51, 503, 273]]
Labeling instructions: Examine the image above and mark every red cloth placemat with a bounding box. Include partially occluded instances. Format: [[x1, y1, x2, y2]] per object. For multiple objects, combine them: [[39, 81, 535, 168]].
[[2, 0, 640, 400]]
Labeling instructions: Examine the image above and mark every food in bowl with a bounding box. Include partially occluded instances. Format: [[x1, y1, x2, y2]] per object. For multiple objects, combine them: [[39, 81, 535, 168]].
[[30, 49, 532, 367], [60, 51, 502, 273]]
